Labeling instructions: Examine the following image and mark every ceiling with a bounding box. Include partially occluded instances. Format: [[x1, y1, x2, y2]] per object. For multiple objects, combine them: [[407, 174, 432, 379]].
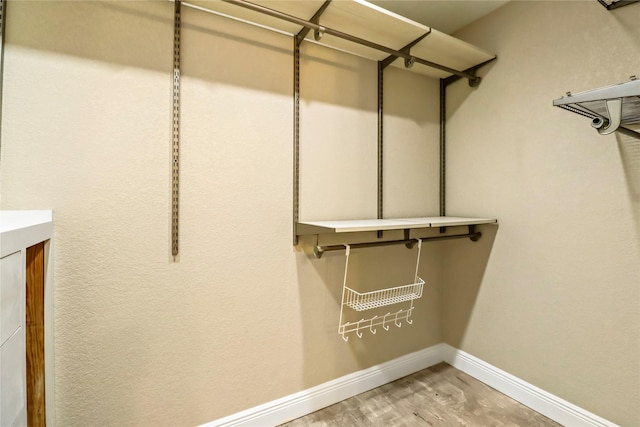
[[368, 0, 509, 34]]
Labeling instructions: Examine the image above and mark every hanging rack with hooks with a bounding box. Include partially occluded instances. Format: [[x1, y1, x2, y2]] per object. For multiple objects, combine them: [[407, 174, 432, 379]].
[[338, 240, 425, 342]]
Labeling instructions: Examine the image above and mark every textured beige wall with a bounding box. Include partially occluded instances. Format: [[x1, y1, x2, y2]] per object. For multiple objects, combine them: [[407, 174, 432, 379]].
[[0, 1, 442, 425], [443, 2, 640, 425]]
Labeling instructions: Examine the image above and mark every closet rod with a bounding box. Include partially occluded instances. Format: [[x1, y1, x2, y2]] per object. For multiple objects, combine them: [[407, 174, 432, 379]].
[[314, 230, 481, 258], [220, 0, 478, 81]]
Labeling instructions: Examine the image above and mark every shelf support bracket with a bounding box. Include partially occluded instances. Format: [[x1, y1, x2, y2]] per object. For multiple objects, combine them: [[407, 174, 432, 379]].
[[404, 229, 416, 249], [442, 57, 496, 88], [468, 224, 480, 241], [313, 234, 325, 258], [295, 0, 332, 45], [380, 30, 431, 70]]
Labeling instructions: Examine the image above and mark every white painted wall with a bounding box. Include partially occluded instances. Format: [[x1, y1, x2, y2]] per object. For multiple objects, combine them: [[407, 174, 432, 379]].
[[0, 1, 442, 425], [443, 2, 640, 426]]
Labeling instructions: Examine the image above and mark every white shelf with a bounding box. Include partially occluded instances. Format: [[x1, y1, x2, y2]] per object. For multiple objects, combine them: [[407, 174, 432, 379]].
[[1, 211, 53, 258], [297, 216, 497, 234], [184, 0, 494, 79]]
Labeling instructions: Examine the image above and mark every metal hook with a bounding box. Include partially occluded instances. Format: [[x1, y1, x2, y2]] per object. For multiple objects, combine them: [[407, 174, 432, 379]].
[[356, 319, 364, 338], [341, 321, 352, 342], [314, 26, 325, 41], [382, 312, 391, 331], [406, 308, 414, 325], [370, 315, 378, 334], [394, 310, 403, 327]]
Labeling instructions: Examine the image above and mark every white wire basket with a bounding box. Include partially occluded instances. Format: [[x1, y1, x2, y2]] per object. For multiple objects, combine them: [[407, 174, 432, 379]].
[[337, 241, 427, 341], [344, 279, 425, 312]]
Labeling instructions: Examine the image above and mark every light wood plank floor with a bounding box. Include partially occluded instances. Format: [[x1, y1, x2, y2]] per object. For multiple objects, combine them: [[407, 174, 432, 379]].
[[280, 363, 561, 426]]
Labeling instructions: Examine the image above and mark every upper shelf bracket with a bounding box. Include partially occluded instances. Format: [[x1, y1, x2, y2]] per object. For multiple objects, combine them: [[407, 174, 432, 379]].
[[442, 57, 497, 88], [295, 0, 332, 45], [380, 32, 434, 70], [380, 31, 431, 70]]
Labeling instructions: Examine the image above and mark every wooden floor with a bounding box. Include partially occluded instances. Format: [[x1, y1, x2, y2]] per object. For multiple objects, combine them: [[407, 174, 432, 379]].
[[280, 363, 561, 426]]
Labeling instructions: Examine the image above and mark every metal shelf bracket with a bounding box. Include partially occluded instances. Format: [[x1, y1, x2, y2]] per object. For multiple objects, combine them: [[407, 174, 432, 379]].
[[404, 229, 416, 249]]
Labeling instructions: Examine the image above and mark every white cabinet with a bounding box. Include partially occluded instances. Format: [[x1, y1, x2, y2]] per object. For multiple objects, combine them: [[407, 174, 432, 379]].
[[1, 252, 23, 346], [0, 251, 26, 427], [1, 327, 26, 427], [0, 211, 53, 427]]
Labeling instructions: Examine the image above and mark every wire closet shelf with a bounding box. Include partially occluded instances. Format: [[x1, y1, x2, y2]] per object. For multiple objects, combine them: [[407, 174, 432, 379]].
[[338, 240, 425, 341]]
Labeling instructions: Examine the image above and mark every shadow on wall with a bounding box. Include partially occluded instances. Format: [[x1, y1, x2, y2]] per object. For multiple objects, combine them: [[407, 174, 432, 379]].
[[617, 131, 640, 239], [7, 1, 174, 73], [445, 62, 497, 119], [611, 0, 640, 247], [14, 0, 294, 96], [440, 224, 498, 348], [294, 232, 442, 389], [7, 1, 380, 109], [608, 4, 640, 40]]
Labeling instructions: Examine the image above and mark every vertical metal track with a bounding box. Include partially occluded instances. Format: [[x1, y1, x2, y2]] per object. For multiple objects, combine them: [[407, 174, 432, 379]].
[[377, 62, 384, 220], [376, 32, 430, 235], [292, 37, 301, 246], [292, 1, 330, 246], [438, 59, 494, 224], [377, 61, 384, 238], [439, 79, 446, 218], [171, 0, 181, 258]]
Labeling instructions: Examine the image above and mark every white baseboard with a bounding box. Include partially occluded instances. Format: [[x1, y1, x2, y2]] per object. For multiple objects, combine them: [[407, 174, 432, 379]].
[[200, 343, 445, 427], [202, 343, 618, 427], [441, 344, 619, 427]]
